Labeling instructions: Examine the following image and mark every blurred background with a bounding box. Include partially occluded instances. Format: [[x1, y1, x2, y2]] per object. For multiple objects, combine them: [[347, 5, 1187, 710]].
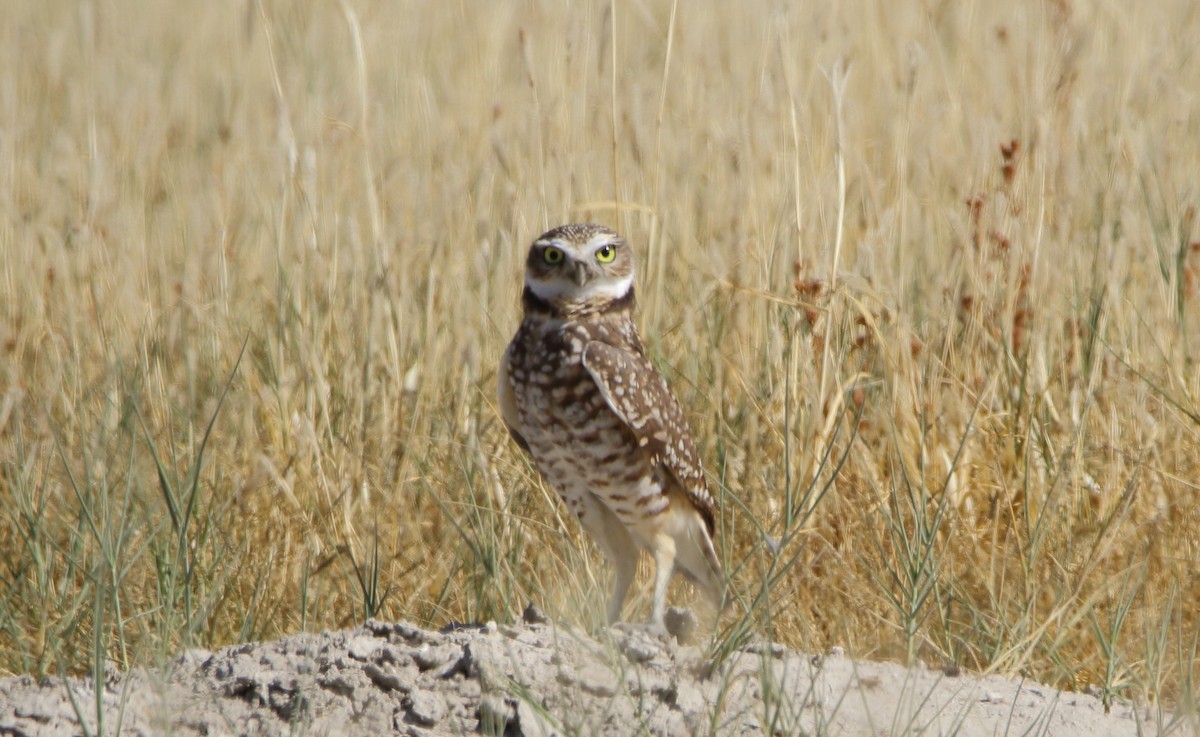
[[2, 0, 1198, 708]]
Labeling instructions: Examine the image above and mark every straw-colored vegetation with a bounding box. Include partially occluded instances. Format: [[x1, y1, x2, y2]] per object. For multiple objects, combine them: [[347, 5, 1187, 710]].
[[2, 0, 1198, 715]]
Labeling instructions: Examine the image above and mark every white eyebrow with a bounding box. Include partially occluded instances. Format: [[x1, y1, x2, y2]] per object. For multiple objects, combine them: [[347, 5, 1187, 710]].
[[533, 234, 618, 259], [585, 233, 617, 251]]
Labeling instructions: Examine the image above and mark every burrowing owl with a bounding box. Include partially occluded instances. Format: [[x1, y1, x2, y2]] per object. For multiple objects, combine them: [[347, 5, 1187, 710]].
[[498, 223, 725, 625]]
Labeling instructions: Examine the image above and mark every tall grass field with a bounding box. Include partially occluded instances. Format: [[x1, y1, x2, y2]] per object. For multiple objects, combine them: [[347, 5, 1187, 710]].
[[2, 0, 1198, 716]]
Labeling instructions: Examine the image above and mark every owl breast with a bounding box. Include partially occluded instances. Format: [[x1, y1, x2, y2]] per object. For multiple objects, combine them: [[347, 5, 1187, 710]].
[[506, 320, 667, 532]]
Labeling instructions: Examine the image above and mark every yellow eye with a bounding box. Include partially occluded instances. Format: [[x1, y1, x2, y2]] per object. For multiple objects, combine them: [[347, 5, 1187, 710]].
[[595, 244, 617, 263], [542, 246, 564, 265]]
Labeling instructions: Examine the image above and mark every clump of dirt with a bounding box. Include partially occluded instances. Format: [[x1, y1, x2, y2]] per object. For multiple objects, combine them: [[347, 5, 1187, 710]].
[[0, 616, 1179, 736]]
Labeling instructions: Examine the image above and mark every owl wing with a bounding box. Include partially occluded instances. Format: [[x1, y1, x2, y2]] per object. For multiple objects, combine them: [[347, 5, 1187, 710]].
[[497, 344, 531, 454], [582, 341, 716, 533]]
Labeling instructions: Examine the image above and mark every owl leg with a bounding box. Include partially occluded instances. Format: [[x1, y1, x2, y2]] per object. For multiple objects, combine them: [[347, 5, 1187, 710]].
[[674, 522, 727, 614], [576, 493, 639, 623], [607, 549, 637, 624], [649, 533, 677, 626]]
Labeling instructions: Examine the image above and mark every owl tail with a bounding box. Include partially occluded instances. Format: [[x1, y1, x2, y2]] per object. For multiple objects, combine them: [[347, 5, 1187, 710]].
[[667, 505, 727, 613]]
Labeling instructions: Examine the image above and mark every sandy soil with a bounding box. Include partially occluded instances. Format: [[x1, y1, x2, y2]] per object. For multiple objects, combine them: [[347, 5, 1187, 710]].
[[0, 613, 1190, 736]]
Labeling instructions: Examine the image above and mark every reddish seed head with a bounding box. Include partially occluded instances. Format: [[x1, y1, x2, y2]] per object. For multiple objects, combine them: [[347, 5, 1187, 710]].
[[1000, 140, 1020, 183], [795, 277, 823, 297]]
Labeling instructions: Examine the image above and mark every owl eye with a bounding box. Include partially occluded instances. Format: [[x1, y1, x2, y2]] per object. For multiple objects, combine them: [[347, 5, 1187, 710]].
[[542, 247, 564, 265], [595, 244, 617, 263]]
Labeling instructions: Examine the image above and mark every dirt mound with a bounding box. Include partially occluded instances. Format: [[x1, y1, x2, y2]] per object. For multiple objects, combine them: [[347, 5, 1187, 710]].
[[0, 617, 1181, 736]]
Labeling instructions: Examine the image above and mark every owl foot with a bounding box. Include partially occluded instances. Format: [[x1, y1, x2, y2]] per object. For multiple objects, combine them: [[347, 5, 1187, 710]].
[[612, 609, 697, 646]]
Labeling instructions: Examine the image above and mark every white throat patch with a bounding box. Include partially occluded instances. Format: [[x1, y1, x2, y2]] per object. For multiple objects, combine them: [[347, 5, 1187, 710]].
[[526, 272, 633, 302]]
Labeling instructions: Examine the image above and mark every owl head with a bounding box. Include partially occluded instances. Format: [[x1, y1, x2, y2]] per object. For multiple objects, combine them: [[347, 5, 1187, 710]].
[[524, 223, 635, 308]]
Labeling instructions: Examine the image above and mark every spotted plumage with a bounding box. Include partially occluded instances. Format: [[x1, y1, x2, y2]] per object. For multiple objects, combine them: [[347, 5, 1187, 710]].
[[498, 223, 725, 625]]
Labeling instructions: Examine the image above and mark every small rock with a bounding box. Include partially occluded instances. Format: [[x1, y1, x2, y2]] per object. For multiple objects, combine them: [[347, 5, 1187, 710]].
[[617, 631, 661, 663], [376, 645, 406, 665], [516, 699, 558, 737], [14, 693, 59, 722], [413, 645, 446, 671], [224, 674, 266, 702], [364, 663, 410, 693], [522, 602, 549, 624], [577, 663, 618, 697], [369, 620, 432, 644], [365, 619, 393, 637], [347, 635, 380, 661], [499, 623, 524, 639], [663, 608, 698, 644], [394, 622, 431, 643], [438, 646, 475, 679], [318, 670, 358, 696], [406, 690, 446, 727]]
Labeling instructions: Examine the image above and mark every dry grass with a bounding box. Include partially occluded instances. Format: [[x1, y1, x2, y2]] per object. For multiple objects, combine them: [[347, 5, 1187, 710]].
[[2, 0, 1199, 714]]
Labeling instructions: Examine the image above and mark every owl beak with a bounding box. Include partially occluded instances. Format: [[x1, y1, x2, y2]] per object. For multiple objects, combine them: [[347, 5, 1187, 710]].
[[571, 262, 589, 286]]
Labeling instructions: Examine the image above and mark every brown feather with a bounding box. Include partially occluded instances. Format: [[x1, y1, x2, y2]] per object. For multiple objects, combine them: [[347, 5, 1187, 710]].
[[582, 341, 716, 534]]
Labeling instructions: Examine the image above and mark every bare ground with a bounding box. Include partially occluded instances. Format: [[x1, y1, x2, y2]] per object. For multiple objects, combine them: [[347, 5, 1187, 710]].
[[0, 616, 1189, 737]]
